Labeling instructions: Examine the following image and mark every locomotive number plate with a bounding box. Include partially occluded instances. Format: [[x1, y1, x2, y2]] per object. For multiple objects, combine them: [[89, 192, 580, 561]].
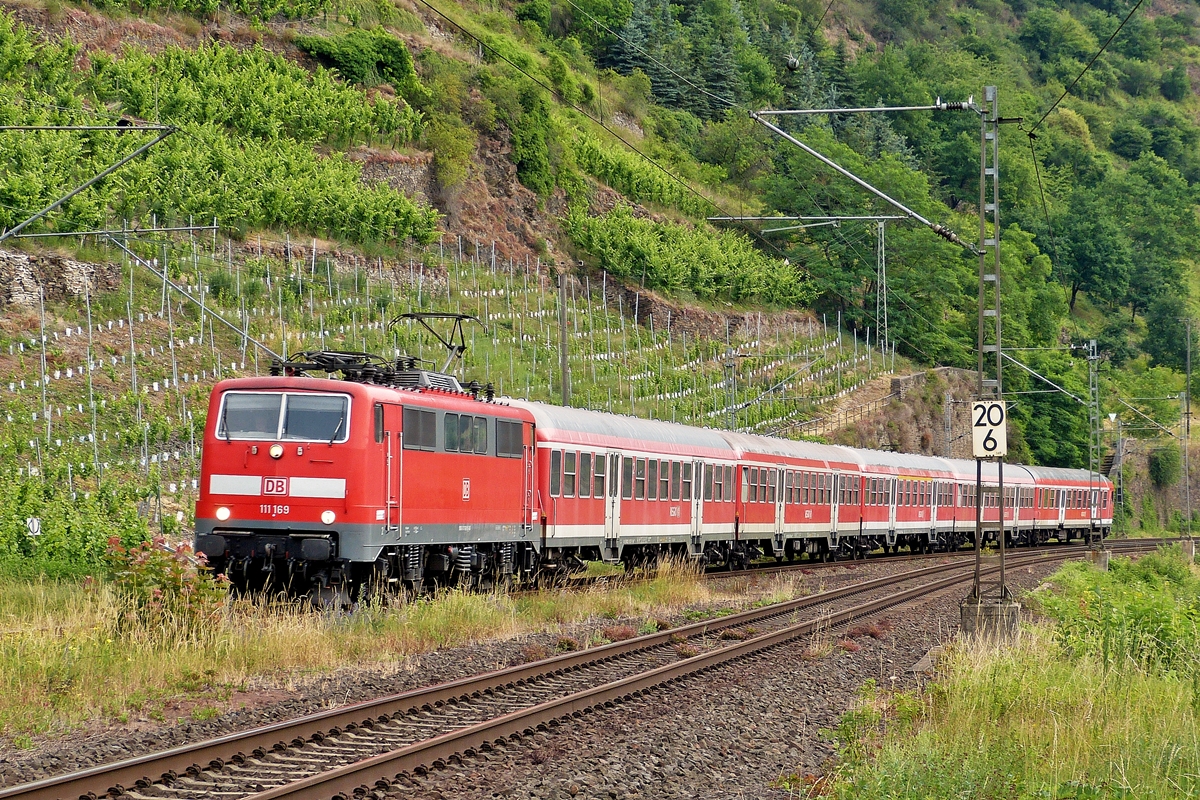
[[260, 504, 291, 516]]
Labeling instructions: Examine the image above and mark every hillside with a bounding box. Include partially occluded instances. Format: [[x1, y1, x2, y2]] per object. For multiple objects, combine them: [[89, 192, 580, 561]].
[[2, 0, 1200, 569]]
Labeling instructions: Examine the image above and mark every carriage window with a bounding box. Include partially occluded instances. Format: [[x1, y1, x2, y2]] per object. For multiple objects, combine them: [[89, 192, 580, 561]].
[[635, 459, 646, 500], [593, 454, 606, 497], [742, 468, 751, 503], [550, 450, 562, 496], [472, 417, 488, 454], [444, 413, 459, 452], [785, 471, 794, 504], [802, 472, 810, 504], [705, 465, 714, 501], [671, 462, 682, 501], [622, 457, 634, 500], [660, 460, 671, 500], [496, 420, 524, 457], [579, 453, 592, 498], [682, 463, 692, 501], [768, 470, 777, 503], [402, 407, 436, 450], [725, 466, 733, 502], [375, 403, 384, 443], [748, 468, 758, 503], [563, 452, 577, 497], [648, 460, 659, 501]]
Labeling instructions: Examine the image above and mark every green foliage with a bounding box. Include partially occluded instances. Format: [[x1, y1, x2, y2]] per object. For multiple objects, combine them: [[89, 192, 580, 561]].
[[0, 16, 437, 244], [293, 28, 431, 107], [564, 204, 812, 304], [0, 471, 149, 578], [1037, 548, 1200, 675], [89, 0, 328, 22], [423, 113, 476, 189], [481, 76, 554, 195], [1162, 63, 1192, 102], [571, 132, 711, 217], [1149, 444, 1182, 489], [104, 536, 228, 640], [514, 0, 550, 32]]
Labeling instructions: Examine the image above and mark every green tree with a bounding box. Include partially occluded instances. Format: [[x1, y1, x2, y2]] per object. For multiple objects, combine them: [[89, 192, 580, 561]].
[[1161, 63, 1191, 102], [1142, 296, 1192, 372], [1058, 192, 1132, 311]]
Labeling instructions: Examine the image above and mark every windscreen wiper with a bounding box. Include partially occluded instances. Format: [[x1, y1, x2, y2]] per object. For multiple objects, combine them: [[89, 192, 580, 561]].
[[329, 412, 345, 444]]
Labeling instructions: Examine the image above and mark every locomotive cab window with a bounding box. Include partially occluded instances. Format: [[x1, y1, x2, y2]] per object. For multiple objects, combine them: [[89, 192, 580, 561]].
[[218, 392, 350, 443], [496, 420, 524, 457]]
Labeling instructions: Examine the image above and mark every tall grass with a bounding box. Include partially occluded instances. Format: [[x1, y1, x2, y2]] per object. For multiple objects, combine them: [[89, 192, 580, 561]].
[[0, 557, 793, 740], [823, 546, 1200, 799]]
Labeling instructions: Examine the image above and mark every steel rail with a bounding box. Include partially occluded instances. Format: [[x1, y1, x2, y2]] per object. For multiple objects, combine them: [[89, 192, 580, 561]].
[[2, 541, 1160, 800], [245, 547, 1143, 800]]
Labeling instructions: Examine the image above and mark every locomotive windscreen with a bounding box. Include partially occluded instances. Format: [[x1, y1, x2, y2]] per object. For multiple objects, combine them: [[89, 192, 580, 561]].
[[217, 392, 350, 442]]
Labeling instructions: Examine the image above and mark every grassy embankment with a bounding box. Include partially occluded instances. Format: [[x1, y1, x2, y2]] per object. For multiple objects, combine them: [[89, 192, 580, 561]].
[[0, 559, 804, 746], [801, 546, 1200, 798]]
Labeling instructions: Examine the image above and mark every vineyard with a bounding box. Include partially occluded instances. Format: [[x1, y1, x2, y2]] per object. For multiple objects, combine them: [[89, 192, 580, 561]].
[[0, 226, 896, 576]]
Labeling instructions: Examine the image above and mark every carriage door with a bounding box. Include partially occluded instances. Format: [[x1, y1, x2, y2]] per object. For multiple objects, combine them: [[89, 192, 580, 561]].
[[690, 461, 704, 548], [604, 452, 622, 545], [830, 473, 840, 533], [772, 466, 786, 555], [381, 403, 402, 530], [888, 478, 898, 540], [522, 424, 535, 529]]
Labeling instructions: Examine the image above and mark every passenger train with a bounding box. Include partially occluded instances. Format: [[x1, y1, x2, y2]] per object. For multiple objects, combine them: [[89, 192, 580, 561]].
[[193, 354, 1112, 597]]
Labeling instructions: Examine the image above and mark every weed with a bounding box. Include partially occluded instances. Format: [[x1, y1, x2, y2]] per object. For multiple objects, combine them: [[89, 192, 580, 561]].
[[190, 706, 220, 721], [837, 639, 861, 653], [554, 636, 579, 652], [718, 629, 745, 641], [600, 625, 637, 641], [674, 643, 699, 658], [669, 633, 686, 644], [518, 643, 551, 663], [12, 734, 33, 750]]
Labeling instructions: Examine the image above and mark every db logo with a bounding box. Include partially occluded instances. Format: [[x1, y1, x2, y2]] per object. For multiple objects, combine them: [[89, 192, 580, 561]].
[[264, 477, 289, 495], [462, 479, 471, 501]]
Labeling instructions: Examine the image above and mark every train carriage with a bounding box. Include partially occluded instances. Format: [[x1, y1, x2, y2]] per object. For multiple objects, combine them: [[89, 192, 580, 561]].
[[510, 400, 738, 570]]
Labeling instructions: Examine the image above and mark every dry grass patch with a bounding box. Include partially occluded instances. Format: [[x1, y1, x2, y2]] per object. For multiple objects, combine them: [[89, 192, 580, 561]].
[[0, 556, 775, 739]]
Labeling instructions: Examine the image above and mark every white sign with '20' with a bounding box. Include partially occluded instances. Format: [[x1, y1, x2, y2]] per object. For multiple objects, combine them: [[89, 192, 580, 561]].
[[972, 401, 1008, 458]]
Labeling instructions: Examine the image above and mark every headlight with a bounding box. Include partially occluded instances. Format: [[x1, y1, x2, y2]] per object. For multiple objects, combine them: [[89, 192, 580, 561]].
[[269, 443, 284, 459], [216, 506, 231, 521], [321, 510, 336, 525]]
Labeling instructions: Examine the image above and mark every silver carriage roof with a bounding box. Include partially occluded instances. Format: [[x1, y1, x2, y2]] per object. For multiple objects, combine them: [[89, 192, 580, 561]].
[[506, 399, 737, 456]]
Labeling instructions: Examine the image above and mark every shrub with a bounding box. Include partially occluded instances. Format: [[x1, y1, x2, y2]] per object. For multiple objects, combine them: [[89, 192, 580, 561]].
[[105, 536, 228, 641], [1149, 444, 1181, 488], [294, 29, 432, 107], [423, 113, 476, 189]]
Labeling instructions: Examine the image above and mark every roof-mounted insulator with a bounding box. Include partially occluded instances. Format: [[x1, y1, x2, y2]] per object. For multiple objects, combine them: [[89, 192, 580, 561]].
[[484, 383, 495, 402], [932, 224, 963, 245]]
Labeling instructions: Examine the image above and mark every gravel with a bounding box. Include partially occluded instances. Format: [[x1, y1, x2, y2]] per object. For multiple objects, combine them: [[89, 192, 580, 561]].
[[0, 554, 1049, 791], [385, 561, 1063, 800]]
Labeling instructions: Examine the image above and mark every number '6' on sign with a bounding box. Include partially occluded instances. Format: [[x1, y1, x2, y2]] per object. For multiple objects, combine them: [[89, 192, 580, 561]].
[[971, 401, 1008, 458]]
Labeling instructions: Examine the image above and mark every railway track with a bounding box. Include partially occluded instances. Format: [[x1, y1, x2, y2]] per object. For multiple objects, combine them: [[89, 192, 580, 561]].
[[551, 536, 1168, 593], [2, 538, 1162, 800]]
